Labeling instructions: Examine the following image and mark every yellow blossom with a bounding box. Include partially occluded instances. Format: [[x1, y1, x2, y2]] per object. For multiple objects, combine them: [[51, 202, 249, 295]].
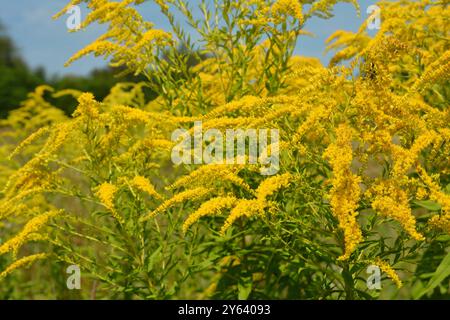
[[370, 180, 424, 241], [183, 196, 237, 233], [73, 92, 101, 119], [220, 199, 266, 235], [131, 176, 162, 199], [167, 165, 252, 193], [0, 254, 48, 280], [373, 258, 403, 288], [417, 166, 450, 233], [391, 131, 437, 177], [272, 0, 304, 23], [256, 173, 291, 201], [9, 127, 50, 160], [323, 124, 363, 260], [141, 187, 212, 221], [96, 182, 124, 224], [0, 210, 61, 258]]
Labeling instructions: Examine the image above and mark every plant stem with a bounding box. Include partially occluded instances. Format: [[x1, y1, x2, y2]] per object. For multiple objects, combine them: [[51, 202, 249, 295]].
[[342, 264, 355, 300]]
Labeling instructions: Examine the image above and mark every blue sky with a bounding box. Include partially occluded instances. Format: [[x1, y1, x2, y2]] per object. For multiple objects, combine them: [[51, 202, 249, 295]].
[[0, 0, 377, 76]]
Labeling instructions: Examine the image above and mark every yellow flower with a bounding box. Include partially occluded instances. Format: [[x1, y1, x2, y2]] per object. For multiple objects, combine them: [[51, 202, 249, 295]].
[[0, 210, 61, 258], [391, 130, 437, 177], [134, 29, 172, 49], [96, 182, 117, 210], [59, 0, 175, 75], [0, 188, 50, 220], [372, 195, 424, 241], [183, 196, 237, 233], [415, 187, 428, 200], [154, 0, 169, 11], [220, 199, 265, 235], [428, 215, 450, 234], [323, 124, 363, 260], [9, 127, 50, 160], [65, 41, 121, 68], [369, 180, 424, 241], [417, 166, 450, 233], [204, 96, 266, 119], [272, 0, 304, 23], [0, 254, 48, 280], [373, 258, 403, 288], [131, 176, 161, 199], [293, 106, 331, 144], [412, 50, 450, 93], [256, 173, 291, 201], [73, 92, 101, 119], [141, 187, 212, 221], [167, 165, 252, 193], [95, 182, 124, 224]]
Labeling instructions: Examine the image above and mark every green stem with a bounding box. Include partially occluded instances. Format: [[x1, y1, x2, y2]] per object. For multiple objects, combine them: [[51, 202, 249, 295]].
[[342, 264, 355, 300]]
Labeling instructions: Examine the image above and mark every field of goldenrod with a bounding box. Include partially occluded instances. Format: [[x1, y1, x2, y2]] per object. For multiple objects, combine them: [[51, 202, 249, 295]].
[[0, 0, 449, 300]]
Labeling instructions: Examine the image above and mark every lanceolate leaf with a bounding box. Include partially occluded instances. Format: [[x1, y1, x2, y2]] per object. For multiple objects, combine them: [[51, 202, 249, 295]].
[[413, 252, 450, 299]]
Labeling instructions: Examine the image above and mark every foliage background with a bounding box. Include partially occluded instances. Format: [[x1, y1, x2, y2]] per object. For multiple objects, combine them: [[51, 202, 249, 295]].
[[0, 0, 449, 300]]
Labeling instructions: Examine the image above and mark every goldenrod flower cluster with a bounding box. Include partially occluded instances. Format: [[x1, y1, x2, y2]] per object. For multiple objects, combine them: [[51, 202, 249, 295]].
[[95, 182, 124, 224], [323, 124, 363, 260], [182, 196, 237, 234], [373, 258, 403, 289], [0, 210, 60, 258], [131, 176, 161, 200], [0, 254, 48, 280], [0, 0, 448, 297]]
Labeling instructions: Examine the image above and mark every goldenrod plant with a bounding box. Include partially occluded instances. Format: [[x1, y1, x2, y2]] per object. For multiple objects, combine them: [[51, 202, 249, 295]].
[[0, 0, 448, 299]]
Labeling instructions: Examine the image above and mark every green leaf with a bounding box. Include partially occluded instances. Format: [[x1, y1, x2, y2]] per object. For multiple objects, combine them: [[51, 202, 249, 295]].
[[147, 247, 162, 272], [413, 252, 450, 299], [436, 235, 450, 242], [238, 276, 253, 300], [413, 200, 442, 211]]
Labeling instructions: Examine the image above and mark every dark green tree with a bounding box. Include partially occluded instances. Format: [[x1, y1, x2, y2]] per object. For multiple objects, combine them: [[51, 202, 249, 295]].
[[0, 23, 44, 118]]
